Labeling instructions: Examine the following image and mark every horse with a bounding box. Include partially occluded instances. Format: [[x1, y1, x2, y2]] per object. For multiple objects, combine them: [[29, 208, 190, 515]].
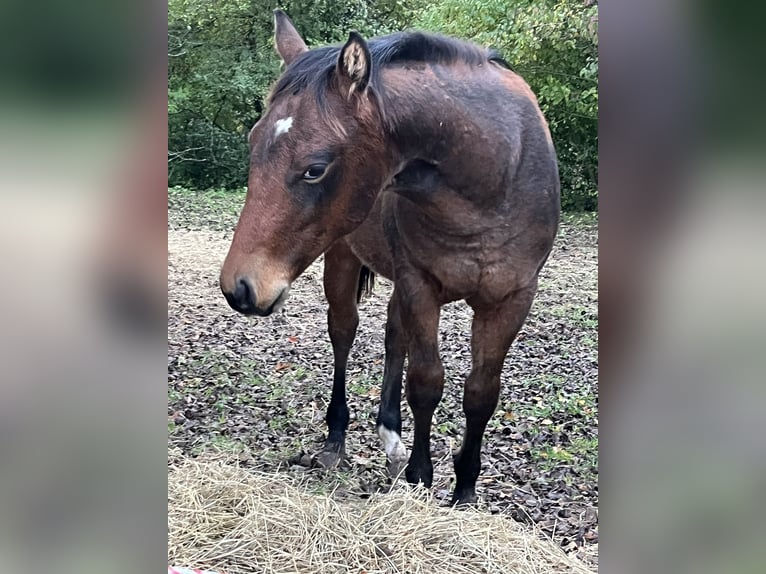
[[220, 10, 560, 505]]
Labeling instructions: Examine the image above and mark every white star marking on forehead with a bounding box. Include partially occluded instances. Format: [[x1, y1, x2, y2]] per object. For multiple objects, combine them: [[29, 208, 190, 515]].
[[273, 117, 293, 138]]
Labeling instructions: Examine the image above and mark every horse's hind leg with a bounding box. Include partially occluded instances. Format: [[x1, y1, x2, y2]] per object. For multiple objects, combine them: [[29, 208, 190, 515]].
[[453, 284, 537, 505], [376, 294, 408, 477], [313, 241, 362, 469]]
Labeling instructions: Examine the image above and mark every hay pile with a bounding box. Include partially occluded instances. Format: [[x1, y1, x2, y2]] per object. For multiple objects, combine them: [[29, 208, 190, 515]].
[[168, 456, 595, 574]]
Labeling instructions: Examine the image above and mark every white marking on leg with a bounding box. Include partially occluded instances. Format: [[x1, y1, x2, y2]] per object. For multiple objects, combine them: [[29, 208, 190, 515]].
[[378, 425, 406, 459], [273, 117, 293, 138]]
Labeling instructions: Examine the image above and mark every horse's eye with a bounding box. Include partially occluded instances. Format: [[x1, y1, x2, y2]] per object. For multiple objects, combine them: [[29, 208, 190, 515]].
[[302, 164, 327, 182]]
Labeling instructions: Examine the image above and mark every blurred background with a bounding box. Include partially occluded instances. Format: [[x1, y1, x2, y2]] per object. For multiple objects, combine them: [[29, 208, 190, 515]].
[[0, 0, 764, 572], [0, 0, 166, 572], [600, 1, 766, 572]]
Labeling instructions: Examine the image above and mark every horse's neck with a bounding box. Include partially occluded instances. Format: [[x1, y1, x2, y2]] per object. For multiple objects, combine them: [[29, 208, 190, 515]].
[[380, 64, 511, 171], [380, 65, 512, 208], [381, 68, 460, 161]]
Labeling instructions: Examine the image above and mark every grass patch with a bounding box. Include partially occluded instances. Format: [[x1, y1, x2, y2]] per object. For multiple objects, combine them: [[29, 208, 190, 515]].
[[512, 386, 597, 423], [559, 211, 598, 228], [506, 372, 598, 477], [168, 186, 246, 231], [347, 375, 375, 396], [267, 408, 299, 431], [581, 333, 598, 349], [435, 419, 461, 435], [191, 435, 247, 456], [532, 444, 575, 463], [548, 303, 598, 329], [530, 438, 598, 476]]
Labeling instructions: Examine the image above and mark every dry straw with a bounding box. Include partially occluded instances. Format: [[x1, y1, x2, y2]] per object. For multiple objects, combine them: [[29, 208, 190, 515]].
[[169, 456, 594, 574]]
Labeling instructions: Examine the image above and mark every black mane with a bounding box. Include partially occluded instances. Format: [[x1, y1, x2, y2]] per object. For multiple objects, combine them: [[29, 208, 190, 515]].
[[269, 31, 509, 110]]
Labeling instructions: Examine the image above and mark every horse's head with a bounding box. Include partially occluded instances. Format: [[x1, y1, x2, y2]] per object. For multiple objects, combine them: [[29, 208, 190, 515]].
[[221, 11, 387, 316]]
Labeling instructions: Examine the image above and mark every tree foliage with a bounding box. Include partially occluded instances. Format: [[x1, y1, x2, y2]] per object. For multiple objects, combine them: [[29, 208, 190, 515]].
[[168, 0, 598, 210]]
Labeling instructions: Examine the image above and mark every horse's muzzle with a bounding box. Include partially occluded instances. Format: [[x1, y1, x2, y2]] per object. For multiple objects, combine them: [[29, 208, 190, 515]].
[[221, 277, 289, 317]]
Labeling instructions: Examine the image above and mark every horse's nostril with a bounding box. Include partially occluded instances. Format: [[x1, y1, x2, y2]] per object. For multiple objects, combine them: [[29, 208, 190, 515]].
[[223, 276, 256, 313], [223, 276, 286, 316], [234, 277, 254, 308]]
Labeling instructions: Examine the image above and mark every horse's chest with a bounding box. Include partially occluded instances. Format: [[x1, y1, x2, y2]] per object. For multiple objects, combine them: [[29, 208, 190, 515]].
[[420, 240, 523, 302], [424, 241, 484, 296], [345, 198, 395, 279]]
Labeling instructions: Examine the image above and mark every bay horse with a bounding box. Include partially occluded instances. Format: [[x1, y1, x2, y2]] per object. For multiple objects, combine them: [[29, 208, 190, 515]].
[[220, 10, 560, 505]]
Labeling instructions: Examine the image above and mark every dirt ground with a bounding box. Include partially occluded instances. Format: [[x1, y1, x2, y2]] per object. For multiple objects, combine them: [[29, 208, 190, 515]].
[[168, 188, 598, 565]]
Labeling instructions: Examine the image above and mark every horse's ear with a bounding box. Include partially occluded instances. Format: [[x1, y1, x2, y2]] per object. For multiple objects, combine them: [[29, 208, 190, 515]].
[[337, 31, 372, 98], [273, 10, 307, 66]]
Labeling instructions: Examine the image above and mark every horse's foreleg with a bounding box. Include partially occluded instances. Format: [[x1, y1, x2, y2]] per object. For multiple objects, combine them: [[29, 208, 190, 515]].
[[453, 284, 537, 504], [313, 241, 361, 469], [395, 282, 444, 488], [376, 294, 408, 477]]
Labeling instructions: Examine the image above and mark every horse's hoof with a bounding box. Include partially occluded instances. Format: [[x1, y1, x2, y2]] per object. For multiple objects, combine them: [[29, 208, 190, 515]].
[[451, 490, 478, 506], [405, 463, 433, 488], [313, 448, 343, 469], [381, 433, 408, 479], [386, 450, 408, 479]]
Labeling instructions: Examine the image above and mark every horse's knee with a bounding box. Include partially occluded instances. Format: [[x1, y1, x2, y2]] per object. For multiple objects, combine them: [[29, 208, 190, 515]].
[[463, 370, 501, 420], [328, 308, 358, 348], [405, 362, 445, 410]]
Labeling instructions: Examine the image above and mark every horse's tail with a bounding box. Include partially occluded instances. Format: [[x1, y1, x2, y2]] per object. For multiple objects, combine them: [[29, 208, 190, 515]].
[[356, 265, 375, 303]]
